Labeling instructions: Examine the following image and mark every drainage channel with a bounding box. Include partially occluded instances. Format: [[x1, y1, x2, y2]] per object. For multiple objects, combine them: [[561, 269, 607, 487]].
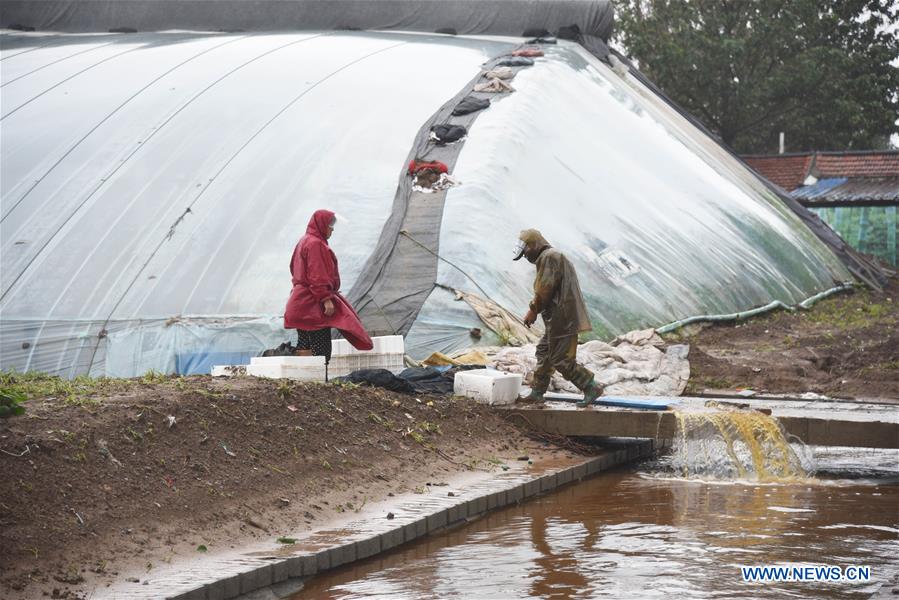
[[96, 440, 658, 599], [290, 449, 899, 600]]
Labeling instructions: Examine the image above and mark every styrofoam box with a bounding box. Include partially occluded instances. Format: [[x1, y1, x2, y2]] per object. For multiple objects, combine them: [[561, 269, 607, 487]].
[[332, 335, 404, 356], [328, 355, 405, 379], [246, 355, 326, 381], [329, 335, 405, 378], [229, 336, 405, 380], [453, 370, 522, 405]]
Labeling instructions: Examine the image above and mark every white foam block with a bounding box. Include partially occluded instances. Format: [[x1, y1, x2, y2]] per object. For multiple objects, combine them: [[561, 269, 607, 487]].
[[250, 355, 326, 367], [453, 370, 522, 405], [328, 353, 405, 378], [372, 335, 405, 354], [246, 355, 326, 381], [332, 335, 405, 357]]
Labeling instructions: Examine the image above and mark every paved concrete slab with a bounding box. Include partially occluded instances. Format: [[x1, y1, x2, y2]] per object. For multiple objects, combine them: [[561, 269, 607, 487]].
[[504, 397, 899, 448]]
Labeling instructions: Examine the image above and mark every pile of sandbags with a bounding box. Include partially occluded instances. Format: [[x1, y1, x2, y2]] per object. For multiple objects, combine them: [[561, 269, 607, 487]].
[[490, 329, 690, 396]]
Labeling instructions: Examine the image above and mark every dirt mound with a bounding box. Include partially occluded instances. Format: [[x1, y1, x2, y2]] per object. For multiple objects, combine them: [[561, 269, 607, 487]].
[[0, 376, 547, 598], [674, 278, 899, 398]]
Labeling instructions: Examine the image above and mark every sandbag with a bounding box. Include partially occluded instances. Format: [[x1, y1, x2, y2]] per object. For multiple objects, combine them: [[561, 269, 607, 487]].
[[490, 328, 690, 396]]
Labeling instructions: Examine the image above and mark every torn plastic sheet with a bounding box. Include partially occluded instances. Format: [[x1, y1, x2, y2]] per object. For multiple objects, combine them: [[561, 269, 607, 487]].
[[405, 285, 505, 359], [412, 173, 460, 194]]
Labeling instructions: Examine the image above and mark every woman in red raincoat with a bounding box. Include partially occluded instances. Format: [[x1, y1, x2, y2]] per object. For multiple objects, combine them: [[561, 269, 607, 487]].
[[284, 210, 373, 362]]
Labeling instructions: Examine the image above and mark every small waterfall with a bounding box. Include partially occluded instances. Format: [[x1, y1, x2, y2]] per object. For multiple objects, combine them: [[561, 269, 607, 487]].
[[659, 405, 813, 482]]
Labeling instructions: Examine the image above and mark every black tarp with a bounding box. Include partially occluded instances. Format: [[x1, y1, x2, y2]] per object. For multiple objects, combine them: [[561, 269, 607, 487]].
[[334, 365, 485, 394], [0, 0, 614, 41]]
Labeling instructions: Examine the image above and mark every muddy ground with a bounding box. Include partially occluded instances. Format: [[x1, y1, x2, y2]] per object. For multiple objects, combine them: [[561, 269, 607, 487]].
[[671, 278, 899, 399], [2, 279, 897, 598], [0, 376, 568, 599]]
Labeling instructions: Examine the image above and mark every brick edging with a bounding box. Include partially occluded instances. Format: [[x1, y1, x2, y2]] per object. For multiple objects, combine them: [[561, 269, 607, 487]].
[[108, 440, 657, 600]]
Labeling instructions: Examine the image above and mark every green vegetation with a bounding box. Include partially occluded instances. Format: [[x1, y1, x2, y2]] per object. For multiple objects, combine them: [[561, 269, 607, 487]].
[[139, 369, 169, 385], [615, 0, 899, 153], [420, 421, 442, 435], [0, 369, 252, 411], [0, 388, 27, 417], [330, 379, 360, 390], [277, 379, 292, 401], [860, 359, 899, 373], [0, 370, 126, 408], [801, 294, 896, 330]]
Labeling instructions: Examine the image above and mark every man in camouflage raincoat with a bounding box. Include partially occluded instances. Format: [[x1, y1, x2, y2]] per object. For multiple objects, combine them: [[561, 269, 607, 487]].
[[514, 229, 603, 408]]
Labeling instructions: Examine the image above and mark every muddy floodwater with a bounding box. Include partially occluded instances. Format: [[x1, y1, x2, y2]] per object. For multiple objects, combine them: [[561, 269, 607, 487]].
[[293, 449, 898, 599]]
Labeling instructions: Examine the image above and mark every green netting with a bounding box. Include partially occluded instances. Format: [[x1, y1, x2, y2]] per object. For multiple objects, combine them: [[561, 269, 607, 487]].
[[812, 206, 898, 266]]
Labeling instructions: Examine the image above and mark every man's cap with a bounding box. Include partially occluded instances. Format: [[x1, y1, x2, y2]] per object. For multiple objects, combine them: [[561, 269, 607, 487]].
[[513, 228, 548, 260]]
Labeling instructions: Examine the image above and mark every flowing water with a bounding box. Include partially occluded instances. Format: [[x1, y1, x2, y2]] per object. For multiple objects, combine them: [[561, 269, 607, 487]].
[[666, 407, 812, 481], [292, 411, 898, 599]]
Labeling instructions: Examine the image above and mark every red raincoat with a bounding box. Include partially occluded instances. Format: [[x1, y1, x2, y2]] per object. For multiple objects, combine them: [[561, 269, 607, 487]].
[[283, 210, 373, 350]]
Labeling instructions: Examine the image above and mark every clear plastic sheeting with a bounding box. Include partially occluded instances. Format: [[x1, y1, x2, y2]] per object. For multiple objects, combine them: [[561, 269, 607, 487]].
[[104, 316, 288, 377], [405, 286, 504, 359], [1, 31, 858, 375], [812, 206, 897, 267], [408, 42, 851, 356], [0, 30, 510, 376]]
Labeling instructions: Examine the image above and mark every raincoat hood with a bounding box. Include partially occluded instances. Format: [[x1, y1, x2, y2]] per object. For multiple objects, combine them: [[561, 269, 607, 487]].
[[306, 209, 336, 242], [515, 228, 551, 263]]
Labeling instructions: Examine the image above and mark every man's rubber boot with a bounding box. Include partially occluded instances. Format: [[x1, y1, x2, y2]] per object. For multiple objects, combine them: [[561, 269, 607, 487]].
[[576, 380, 603, 408], [519, 390, 545, 405]]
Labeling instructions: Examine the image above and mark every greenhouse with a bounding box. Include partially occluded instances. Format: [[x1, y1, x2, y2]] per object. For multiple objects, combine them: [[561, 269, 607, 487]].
[[745, 151, 899, 268], [0, 1, 879, 377], [809, 206, 897, 267]]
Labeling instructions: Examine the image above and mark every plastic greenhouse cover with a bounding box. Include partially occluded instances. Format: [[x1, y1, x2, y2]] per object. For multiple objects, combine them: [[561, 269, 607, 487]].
[[0, 30, 513, 375], [0, 0, 615, 42], [405, 42, 851, 357], [811, 206, 897, 267]]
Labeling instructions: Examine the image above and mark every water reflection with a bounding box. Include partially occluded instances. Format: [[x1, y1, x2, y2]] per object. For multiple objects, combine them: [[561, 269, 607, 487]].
[[294, 464, 898, 599]]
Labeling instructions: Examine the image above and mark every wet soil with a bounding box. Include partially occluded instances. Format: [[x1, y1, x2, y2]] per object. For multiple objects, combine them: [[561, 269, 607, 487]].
[[671, 278, 899, 399], [3, 280, 896, 598], [0, 376, 550, 599]]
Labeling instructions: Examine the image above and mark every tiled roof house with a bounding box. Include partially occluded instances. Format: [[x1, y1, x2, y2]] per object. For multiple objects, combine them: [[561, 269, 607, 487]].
[[743, 151, 899, 206], [743, 151, 898, 266]]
